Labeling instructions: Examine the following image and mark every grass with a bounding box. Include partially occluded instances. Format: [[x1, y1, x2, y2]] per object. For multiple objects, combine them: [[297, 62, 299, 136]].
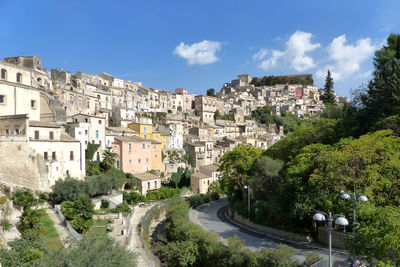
[[89, 219, 110, 237], [40, 212, 63, 250]]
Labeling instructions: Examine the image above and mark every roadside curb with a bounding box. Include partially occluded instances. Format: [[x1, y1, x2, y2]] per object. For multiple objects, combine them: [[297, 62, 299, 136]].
[[223, 205, 348, 255]]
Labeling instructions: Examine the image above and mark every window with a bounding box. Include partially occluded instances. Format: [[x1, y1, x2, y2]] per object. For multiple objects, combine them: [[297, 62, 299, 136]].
[[208, 180, 210, 185], [153, 144, 156, 150], [49, 131, 54, 140], [31, 100, 37, 109], [142, 143, 145, 149], [66, 170, 70, 177], [0, 95, 5, 104], [98, 120, 102, 125], [129, 159, 132, 164], [1, 69, 6, 80], [52, 152, 56, 160], [85, 130, 88, 135], [147, 182, 150, 189], [96, 130, 99, 138], [129, 143, 132, 151], [155, 154, 157, 158], [154, 181, 157, 188], [85, 118, 88, 122], [34, 130, 39, 140], [16, 73, 22, 83], [144, 135, 147, 139], [70, 151, 74, 161], [138, 159, 141, 163], [146, 158, 148, 163], [44, 152, 48, 160], [143, 126, 147, 133], [15, 129, 19, 135]]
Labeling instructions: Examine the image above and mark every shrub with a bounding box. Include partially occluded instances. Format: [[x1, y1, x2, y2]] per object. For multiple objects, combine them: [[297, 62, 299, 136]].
[[210, 192, 220, 201], [12, 190, 38, 210], [100, 199, 110, 209], [115, 202, 131, 213]]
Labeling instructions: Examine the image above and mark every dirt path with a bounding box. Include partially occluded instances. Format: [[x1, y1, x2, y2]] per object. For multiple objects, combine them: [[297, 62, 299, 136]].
[[45, 208, 69, 246], [127, 204, 157, 267]]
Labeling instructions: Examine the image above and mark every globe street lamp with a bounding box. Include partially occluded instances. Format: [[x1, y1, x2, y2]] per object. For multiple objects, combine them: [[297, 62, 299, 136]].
[[340, 190, 368, 259], [244, 185, 250, 220], [313, 211, 349, 267]]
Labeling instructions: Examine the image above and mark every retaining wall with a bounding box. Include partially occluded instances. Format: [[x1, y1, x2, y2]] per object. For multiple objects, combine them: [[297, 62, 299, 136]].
[[227, 207, 312, 243], [317, 227, 349, 250]]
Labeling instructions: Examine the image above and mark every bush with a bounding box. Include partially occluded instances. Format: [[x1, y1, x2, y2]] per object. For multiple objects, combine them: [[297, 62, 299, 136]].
[[100, 199, 110, 209], [210, 192, 220, 201], [12, 190, 38, 210], [115, 202, 131, 213], [123, 191, 147, 205]]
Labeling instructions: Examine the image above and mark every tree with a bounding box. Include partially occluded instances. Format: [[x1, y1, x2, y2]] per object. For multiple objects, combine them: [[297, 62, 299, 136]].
[[218, 145, 262, 198], [356, 33, 400, 126], [41, 235, 137, 267], [101, 149, 117, 171], [11, 190, 38, 211], [206, 88, 215, 96], [355, 204, 400, 264], [214, 109, 220, 121], [323, 70, 336, 105], [251, 106, 273, 125]]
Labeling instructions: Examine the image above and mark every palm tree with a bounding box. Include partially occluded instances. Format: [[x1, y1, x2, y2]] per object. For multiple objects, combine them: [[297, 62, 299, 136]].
[[101, 149, 118, 171]]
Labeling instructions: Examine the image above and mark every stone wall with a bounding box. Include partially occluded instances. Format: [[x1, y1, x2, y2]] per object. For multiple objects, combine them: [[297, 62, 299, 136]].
[[317, 227, 349, 250], [227, 207, 312, 243], [0, 141, 44, 191]]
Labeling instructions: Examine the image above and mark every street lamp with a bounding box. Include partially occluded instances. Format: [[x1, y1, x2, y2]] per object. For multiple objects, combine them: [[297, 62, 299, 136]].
[[340, 190, 368, 259], [244, 185, 250, 220], [313, 211, 349, 267]]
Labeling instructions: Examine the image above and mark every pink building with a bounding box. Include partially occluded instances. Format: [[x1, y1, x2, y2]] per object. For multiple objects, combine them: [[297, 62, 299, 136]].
[[295, 88, 303, 98], [112, 136, 152, 174]]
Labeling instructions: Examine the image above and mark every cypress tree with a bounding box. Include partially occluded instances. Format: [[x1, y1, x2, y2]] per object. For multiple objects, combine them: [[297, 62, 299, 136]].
[[323, 70, 336, 105]]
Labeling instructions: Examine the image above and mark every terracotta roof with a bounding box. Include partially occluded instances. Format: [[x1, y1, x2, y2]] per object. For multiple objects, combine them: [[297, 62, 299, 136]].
[[60, 134, 79, 142], [71, 113, 105, 119], [106, 126, 136, 133], [191, 172, 211, 179], [29, 121, 60, 128], [114, 136, 150, 143], [201, 164, 219, 172], [134, 172, 160, 181]]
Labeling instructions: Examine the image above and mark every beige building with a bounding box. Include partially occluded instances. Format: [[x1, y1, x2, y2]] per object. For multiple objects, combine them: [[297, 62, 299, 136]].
[[190, 164, 220, 194], [135, 172, 161, 195], [0, 115, 84, 192]]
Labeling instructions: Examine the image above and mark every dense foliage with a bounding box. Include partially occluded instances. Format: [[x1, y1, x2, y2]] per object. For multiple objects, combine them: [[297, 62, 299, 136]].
[[49, 169, 128, 204], [61, 195, 94, 233], [0, 234, 137, 267], [218, 33, 400, 265], [250, 75, 314, 86], [154, 199, 318, 267]]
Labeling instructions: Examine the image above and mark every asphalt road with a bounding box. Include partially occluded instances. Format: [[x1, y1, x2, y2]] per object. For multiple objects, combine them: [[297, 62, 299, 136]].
[[190, 198, 349, 264]]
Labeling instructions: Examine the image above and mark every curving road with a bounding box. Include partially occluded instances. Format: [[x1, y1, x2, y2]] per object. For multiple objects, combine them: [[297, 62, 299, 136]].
[[189, 199, 349, 263]]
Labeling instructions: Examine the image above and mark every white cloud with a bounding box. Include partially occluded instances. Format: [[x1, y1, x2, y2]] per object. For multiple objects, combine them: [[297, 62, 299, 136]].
[[173, 40, 222, 65], [316, 35, 377, 81], [252, 49, 268, 60], [255, 31, 320, 72]]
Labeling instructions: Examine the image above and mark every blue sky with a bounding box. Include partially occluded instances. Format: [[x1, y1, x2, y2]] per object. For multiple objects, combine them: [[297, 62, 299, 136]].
[[0, 0, 399, 97]]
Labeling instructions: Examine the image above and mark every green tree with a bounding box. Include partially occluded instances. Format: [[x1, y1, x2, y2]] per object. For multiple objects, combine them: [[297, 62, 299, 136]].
[[206, 88, 215, 96], [11, 190, 38, 211], [218, 145, 262, 197], [251, 106, 273, 125], [101, 149, 117, 171], [214, 109, 221, 121], [41, 235, 137, 267], [355, 204, 400, 264], [323, 70, 336, 105]]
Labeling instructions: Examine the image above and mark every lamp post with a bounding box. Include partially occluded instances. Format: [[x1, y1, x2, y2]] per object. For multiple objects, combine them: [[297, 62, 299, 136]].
[[244, 185, 250, 220], [313, 211, 348, 267], [340, 190, 368, 259]]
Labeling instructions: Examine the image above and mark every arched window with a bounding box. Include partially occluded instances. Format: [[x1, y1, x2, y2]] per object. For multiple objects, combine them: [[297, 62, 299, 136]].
[[16, 73, 22, 83], [1, 69, 6, 80]]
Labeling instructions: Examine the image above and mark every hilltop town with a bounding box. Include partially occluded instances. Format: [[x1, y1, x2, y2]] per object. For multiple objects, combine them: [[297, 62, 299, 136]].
[[0, 56, 349, 194]]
